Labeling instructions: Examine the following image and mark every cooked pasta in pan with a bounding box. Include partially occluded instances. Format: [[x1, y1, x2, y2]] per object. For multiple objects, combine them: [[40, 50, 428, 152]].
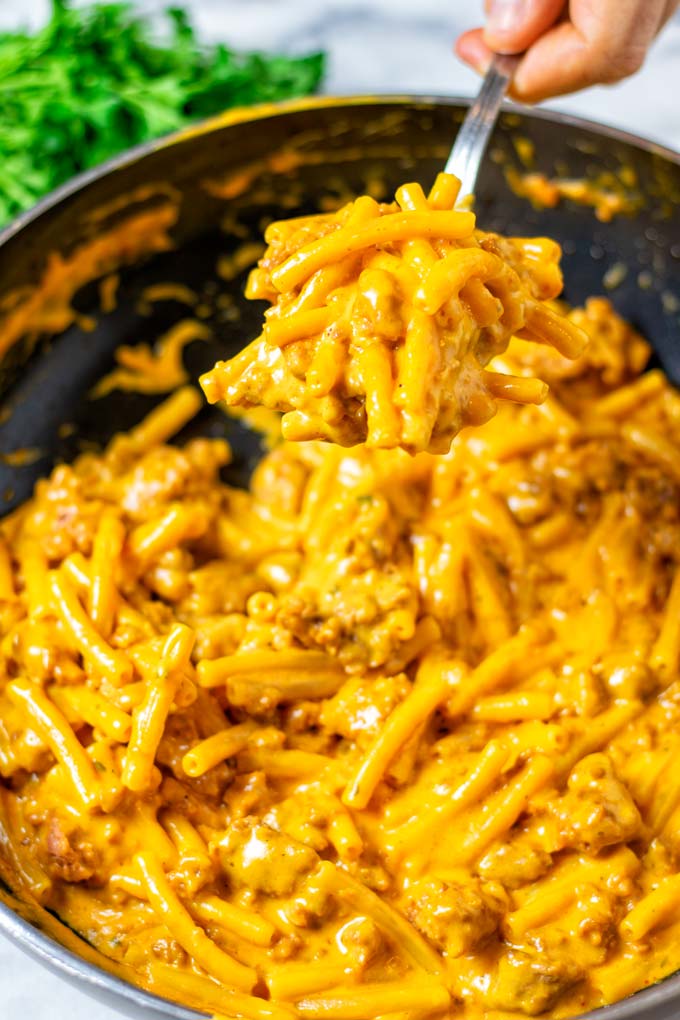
[[1, 175, 680, 1020]]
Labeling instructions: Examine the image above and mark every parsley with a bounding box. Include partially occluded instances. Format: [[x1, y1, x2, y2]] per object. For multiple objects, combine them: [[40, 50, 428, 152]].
[[0, 0, 325, 224]]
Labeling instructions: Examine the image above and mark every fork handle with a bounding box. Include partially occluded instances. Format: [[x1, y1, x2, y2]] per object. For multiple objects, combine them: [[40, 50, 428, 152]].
[[444, 53, 521, 200]]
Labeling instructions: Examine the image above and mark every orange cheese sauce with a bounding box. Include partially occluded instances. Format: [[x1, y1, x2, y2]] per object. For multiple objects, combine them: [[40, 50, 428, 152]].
[[504, 167, 641, 223], [91, 320, 211, 398], [3, 171, 680, 1020], [201, 174, 587, 454], [0, 194, 178, 363], [0, 447, 42, 467], [2, 292, 680, 1017]]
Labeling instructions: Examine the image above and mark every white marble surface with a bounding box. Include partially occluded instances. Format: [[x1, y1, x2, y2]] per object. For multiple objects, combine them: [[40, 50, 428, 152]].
[[2, 0, 680, 147], [1, 1, 680, 1017]]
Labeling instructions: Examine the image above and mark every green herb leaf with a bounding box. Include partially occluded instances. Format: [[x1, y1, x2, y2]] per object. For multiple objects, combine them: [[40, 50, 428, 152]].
[[0, 0, 325, 224]]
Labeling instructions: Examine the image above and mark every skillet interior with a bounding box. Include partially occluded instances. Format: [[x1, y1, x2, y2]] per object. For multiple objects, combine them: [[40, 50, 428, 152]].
[[1, 96, 680, 1020]]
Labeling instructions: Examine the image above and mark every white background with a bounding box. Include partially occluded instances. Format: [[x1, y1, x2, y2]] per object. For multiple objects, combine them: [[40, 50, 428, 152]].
[[1, 0, 680, 1017]]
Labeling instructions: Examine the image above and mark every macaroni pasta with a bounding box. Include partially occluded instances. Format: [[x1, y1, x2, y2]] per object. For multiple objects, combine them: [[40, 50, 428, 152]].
[[1, 189, 680, 1020], [200, 174, 588, 453]]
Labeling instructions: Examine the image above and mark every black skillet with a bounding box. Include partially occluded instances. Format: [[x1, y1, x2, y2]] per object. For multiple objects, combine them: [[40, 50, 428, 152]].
[[0, 96, 680, 1020]]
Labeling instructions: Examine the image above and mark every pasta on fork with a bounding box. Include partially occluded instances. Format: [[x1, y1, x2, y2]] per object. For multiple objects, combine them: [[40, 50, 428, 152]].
[[201, 172, 587, 452]]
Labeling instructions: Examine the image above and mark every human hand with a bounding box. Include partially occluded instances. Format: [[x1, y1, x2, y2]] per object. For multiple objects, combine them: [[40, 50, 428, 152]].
[[457, 0, 680, 102]]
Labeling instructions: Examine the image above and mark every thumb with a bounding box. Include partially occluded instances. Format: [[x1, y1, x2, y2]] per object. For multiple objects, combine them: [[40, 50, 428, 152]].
[[484, 0, 566, 53]]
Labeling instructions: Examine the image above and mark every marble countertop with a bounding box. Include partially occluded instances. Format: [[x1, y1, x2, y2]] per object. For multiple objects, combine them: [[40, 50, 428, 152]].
[[1, 1, 680, 1017], [2, 0, 680, 147]]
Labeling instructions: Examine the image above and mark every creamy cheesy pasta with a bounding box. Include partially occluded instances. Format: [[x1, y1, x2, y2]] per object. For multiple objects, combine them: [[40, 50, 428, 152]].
[[1, 177, 680, 1020], [201, 174, 587, 453]]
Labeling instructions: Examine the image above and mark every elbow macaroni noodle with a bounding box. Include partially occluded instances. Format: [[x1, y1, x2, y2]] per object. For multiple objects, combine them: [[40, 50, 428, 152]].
[[1, 175, 680, 1018], [200, 174, 587, 453]]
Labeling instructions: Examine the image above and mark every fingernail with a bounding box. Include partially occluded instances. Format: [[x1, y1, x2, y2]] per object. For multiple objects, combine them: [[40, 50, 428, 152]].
[[487, 0, 526, 36]]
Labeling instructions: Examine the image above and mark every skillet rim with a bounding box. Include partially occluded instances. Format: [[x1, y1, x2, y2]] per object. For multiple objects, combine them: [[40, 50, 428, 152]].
[[1, 92, 680, 250], [1, 92, 680, 1020]]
